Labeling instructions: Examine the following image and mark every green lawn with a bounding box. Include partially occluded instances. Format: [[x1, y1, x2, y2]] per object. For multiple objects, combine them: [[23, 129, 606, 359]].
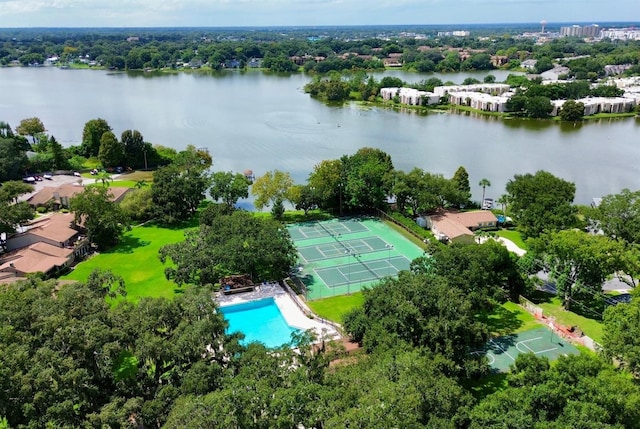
[[307, 292, 364, 324], [477, 301, 541, 336], [495, 229, 528, 251], [535, 296, 604, 343], [61, 222, 192, 302]]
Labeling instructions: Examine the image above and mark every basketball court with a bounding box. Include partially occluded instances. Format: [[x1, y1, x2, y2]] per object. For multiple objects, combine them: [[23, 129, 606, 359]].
[[475, 327, 580, 372]]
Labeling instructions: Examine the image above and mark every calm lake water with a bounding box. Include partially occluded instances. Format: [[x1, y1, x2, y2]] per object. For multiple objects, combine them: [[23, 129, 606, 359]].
[[1, 66, 638, 205]]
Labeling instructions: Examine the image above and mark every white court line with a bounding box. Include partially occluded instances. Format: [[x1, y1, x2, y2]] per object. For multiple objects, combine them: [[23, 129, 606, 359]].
[[490, 338, 516, 361], [299, 228, 309, 239], [515, 336, 559, 355], [532, 346, 559, 354], [472, 350, 495, 365]]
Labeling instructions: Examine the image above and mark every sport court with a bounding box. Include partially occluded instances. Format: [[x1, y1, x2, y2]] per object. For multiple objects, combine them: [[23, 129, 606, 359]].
[[288, 218, 425, 300], [477, 327, 580, 372]]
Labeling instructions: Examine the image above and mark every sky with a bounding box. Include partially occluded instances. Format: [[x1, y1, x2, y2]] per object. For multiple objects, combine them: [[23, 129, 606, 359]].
[[0, 0, 638, 28]]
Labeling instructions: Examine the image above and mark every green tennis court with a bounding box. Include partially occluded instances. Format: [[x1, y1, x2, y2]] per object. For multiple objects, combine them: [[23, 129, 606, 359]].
[[287, 217, 425, 300], [298, 236, 391, 262], [288, 219, 370, 241], [476, 327, 580, 373]]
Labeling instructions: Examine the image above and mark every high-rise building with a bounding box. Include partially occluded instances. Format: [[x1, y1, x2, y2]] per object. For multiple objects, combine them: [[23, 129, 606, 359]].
[[560, 24, 601, 38]]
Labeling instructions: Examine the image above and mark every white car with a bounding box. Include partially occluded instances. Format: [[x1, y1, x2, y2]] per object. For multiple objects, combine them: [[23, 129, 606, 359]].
[[73, 172, 81, 177], [43, 173, 53, 180], [22, 176, 36, 183]]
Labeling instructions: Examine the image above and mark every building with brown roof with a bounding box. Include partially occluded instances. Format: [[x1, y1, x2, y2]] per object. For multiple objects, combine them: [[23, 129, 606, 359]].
[[0, 212, 90, 280], [27, 183, 85, 209], [27, 184, 131, 209], [7, 213, 82, 251], [427, 210, 498, 244], [0, 242, 74, 278]]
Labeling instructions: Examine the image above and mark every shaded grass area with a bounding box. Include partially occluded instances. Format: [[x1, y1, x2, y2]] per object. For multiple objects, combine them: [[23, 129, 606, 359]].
[[494, 229, 528, 251], [477, 301, 541, 336], [529, 291, 604, 343], [61, 222, 193, 302], [307, 292, 364, 324]]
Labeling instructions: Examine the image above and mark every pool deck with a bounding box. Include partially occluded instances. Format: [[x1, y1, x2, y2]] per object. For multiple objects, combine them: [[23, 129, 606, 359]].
[[216, 282, 340, 342]]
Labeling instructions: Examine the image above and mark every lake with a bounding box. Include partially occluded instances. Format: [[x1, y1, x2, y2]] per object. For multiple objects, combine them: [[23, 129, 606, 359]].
[[1, 66, 638, 205]]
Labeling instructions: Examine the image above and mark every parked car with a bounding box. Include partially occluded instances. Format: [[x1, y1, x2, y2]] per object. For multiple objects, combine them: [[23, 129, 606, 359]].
[[73, 172, 81, 177], [23, 176, 36, 183], [43, 173, 53, 180]]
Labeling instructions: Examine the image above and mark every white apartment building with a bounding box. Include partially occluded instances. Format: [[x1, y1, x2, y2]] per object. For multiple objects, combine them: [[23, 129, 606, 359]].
[[446, 91, 513, 112], [433, 83, 511, 98]]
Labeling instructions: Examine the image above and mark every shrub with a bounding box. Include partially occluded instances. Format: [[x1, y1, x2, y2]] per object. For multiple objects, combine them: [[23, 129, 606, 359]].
[[36, 206, 48, 214], [388, 211, 433, 240]]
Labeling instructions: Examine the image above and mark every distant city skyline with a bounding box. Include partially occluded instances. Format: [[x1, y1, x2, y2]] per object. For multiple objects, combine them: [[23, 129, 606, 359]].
[[0, 0, 639, 28]]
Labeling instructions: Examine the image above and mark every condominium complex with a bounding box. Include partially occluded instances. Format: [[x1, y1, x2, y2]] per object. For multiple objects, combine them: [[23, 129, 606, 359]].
[[560, 24, 601, 38]]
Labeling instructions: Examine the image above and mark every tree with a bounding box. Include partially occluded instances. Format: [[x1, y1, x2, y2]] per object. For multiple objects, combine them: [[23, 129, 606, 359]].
[[121, 129, 145, 168], [505, 170, 577, 238], [421, 239, 527, 304], [15, 117, 45, 145], [287, 184, 317, 215], [251, 169, 293, 211], [151, 164, 210, 224], [98, 131, 125, 168], [526, 230, 626, 309], [603, 296, 640, 376], [307, 159, 342, 212], [342, 147, 394, 213], [478, 177, 491, 203], [524, 95, 553, 118], [70, 186, 130, 248], [343, 271, 489, 373], [559, 99, 585, 121], [209, 171, 251, 207], [173, 144, 213, 171], [159, 210, 297, 286], [0, 137, 29, 182], [119, 186, 154, 222], [591, 188, 640, 244], [451, 166, 471, 207], [0, 181, 34, 233], [483, 74, 496, 83], [81, 118, 112, 158]]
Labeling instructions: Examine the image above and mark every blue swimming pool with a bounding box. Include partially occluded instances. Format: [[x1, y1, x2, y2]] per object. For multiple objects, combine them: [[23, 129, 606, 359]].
[[219, 298, 300, 348]]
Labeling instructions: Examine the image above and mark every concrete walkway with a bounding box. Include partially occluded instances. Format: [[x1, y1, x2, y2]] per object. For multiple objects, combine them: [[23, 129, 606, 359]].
[[476, 235, 526, 256]]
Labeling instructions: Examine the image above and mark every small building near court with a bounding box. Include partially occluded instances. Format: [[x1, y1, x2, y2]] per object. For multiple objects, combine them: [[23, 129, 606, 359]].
[[426, 210, 498, 244]]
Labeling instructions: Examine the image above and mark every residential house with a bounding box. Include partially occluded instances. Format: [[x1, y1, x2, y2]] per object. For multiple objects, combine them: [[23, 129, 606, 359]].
[[27, 184, 130, 210], [0, 212, 90, 281], [426, 210, 498, 244]]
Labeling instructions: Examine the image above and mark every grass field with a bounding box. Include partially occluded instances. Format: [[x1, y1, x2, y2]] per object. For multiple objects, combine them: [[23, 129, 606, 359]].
[[477, 301, 541, 336], [535, 296, 604, 343], [307, 292, 364, 324], [61, 222, 193, 302], [494, 229, 528, 251]]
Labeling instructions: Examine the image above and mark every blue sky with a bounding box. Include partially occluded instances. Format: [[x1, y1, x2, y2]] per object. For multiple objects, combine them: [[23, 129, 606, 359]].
[[0, 0, 638, 28]]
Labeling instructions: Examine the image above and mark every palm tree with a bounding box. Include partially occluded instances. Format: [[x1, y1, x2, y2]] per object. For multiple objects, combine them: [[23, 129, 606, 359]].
[[497, 194, 509, 216], [479, 178, 491, 203], [97, 171, 113, 188]]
